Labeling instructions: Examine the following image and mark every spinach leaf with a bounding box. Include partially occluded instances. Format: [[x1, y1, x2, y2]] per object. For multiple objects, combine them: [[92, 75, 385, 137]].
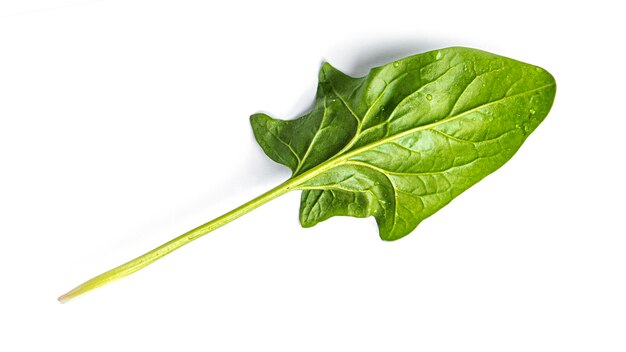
[[252, 47, 555, 240], [59, 47, 556, 301]]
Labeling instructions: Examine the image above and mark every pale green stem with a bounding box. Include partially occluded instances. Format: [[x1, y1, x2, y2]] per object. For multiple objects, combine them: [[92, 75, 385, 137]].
[[58, 177, 301, 303]]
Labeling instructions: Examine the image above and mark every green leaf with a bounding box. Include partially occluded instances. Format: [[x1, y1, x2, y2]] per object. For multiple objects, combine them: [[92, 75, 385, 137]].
[[59, 47, 556, 302], [251, 47, 556, 241]]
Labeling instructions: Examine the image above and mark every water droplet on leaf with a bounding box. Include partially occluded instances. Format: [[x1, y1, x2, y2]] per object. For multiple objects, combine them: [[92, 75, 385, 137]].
[[426, 94, 433, 101], [393, 62, 400, 68], [435, 51, 442, 60], [524, 125, 531, 134]]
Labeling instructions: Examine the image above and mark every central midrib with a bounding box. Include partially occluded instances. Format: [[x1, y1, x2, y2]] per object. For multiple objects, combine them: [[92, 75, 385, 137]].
[[289, 82, 555, 190]]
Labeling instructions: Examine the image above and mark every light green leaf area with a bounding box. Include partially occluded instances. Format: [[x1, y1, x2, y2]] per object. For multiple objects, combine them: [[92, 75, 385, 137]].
[[251, 47, 556, 241]]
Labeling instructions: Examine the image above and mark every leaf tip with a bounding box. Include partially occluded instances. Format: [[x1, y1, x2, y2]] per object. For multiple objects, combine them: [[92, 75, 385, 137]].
[[378, 232, 406, 242], [299, 216, 315, 228], [249, 112, 272, 134], [319, 61, 345, 83], [249, 112, 266, 123]]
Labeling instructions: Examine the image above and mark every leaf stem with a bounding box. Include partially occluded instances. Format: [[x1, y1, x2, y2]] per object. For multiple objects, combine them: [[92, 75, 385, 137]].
[[58, 178, 300, 303]]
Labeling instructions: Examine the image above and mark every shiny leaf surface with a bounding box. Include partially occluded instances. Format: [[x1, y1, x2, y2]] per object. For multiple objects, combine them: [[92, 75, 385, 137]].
[[251, 47, 556, 240]]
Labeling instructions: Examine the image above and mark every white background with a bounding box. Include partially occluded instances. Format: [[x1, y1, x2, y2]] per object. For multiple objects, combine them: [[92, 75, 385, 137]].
[[1, 1, 624, 351]]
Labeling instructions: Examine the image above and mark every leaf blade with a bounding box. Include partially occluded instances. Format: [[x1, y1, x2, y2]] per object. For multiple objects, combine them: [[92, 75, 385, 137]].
[[252, 47, 556, 240]]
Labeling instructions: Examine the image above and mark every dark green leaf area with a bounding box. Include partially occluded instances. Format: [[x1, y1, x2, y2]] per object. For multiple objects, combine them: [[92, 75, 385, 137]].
[[250, 73, 359, 175], [251, 47, 556, 241]]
